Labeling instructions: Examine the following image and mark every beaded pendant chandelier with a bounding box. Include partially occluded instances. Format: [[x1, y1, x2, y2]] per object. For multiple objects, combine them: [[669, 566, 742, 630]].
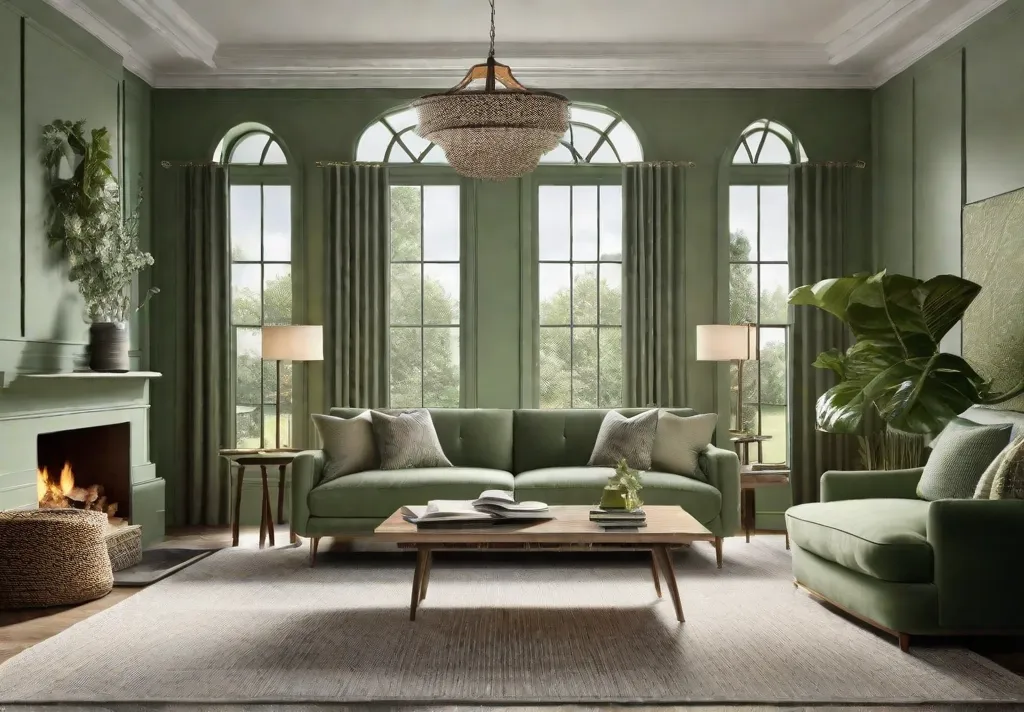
[[413, 0, 570, 181]]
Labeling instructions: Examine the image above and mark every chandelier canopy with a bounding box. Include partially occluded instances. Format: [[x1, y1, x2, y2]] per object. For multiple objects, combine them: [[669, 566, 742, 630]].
[[413, 0, 570, 181]]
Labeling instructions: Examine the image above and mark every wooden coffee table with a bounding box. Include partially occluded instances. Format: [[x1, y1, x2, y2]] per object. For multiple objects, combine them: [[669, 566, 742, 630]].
[[375, 505, 714, 622]]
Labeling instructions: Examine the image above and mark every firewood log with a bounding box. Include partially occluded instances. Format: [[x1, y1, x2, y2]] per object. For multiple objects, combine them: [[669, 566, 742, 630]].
[[67, 487, 88, 503]]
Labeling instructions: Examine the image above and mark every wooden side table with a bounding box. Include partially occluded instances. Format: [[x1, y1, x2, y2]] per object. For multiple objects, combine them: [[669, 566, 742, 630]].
[[740, 466, 791, 549], [220, 449, 302, 548]]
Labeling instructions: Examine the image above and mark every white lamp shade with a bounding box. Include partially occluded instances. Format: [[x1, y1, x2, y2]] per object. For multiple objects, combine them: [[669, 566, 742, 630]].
[[261, 325, 323, 361], [695, 324, 756, 362]]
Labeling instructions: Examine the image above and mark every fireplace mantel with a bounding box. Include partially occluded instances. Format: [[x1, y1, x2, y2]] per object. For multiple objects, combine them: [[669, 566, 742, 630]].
[[21, 371, 162, 380]]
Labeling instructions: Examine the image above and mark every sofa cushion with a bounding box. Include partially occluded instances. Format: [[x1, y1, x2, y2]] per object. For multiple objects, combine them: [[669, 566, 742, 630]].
[[587, 409, 659, 470], [308, 468, 514, 519], [512, 408, 696, 474], [513, 467, 722, 524], [370, 409, 452, 470], [331, 408, 513, 471], [786, 499, 933, 583], [918, 417, 1012, 500]]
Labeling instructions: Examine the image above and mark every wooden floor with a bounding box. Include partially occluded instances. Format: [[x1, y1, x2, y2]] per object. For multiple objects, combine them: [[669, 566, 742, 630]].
[[2, 529, 1024, 678]]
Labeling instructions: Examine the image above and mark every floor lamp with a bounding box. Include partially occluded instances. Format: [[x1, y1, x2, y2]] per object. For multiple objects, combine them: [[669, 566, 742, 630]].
[[261, 325, 323, 449], [695, 324, 757, 434]]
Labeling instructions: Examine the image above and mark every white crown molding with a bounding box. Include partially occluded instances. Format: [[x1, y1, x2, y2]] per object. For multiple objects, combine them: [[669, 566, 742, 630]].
[[40, 0, 154, 82], [822, 0, 935, 66], [873, 0, 1008, 84], [115, 0, 217, 67]]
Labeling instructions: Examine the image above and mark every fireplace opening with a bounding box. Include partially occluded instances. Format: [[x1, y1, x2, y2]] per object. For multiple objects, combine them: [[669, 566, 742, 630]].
[[37, 422, 131, 524]]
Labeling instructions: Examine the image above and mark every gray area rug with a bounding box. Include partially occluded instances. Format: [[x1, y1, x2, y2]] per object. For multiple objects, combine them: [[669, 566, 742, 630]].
[[0, 538, 1022, 705]]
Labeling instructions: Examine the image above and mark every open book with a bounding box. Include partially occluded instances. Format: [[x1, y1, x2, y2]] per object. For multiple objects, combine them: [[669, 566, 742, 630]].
[[401, 491, 550, 526]]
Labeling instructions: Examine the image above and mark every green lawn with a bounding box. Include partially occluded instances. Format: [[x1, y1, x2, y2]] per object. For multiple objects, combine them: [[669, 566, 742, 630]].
[[758, 404, 788, 465]]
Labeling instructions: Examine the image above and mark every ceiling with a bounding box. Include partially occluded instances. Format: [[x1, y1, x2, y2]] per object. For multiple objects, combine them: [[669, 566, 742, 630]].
[[46, 0, 1007, 88]]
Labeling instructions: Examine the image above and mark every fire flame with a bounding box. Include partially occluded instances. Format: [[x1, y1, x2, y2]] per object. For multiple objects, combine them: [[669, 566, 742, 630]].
[[37, 462, 120, 523], [37, 461, 76, 503]]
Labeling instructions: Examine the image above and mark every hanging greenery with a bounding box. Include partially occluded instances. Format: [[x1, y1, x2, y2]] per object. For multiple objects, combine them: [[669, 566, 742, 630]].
[[41, 119, 157, 324]]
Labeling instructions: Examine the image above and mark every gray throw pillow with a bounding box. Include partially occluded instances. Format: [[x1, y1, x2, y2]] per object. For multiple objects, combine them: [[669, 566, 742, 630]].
[[651, 412, 717, 480], [588, 409, 659, 470], [917, 417, 1012, 501], [991, 435, 1024, 500], [312, 412, 379, 483], [370, 409, 453, 470]]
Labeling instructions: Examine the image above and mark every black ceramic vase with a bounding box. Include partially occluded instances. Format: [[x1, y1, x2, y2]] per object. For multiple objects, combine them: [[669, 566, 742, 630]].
[[88, 322, 129, 372]]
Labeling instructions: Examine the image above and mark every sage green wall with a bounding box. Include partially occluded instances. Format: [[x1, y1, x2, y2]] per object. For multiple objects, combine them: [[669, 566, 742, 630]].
[[872, 0, 1024, 355], [0, 0, 152, 376], [0, 0, 154, 517], [151, 87, 871, 528]]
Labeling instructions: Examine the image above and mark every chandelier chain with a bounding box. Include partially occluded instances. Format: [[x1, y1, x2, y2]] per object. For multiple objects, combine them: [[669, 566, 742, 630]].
[[488, 0, 496, 58]]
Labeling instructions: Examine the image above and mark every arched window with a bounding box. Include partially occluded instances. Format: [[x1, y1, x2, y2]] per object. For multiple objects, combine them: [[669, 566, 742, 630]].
[[732, 119, 807, 165], [356, 103, 642, 165], [727, 119, 803, 465], [218, 123, 295, 448]]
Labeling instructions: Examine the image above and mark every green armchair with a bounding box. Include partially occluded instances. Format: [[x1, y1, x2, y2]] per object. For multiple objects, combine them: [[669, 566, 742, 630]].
[[787, 408, 1024, 651]]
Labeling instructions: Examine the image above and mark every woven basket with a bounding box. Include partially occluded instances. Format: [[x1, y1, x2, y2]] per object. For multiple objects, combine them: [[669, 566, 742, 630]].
[[105, 524, 142, 572], [0, 509, 113, 609]]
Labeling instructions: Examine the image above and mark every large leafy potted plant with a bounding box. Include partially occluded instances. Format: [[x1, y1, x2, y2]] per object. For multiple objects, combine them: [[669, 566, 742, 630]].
[[42, 120, 157, 371], [788, 270, 1023, 467]]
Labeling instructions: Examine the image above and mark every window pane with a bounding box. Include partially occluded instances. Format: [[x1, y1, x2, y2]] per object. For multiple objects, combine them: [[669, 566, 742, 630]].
[[540, 142, 575, 164], [761, 404, 787, 464], [391, 186, 421, 260], [539, 327, 571, 408], [390, 263, 421, 325], [760, 264, 789, 324], [390, 327, 422, 407], [571, 327, 599, 407], [235, 326, 262, 413], [539, 263, 570, 325], [356, 122, 392, 162], [538, 186, 570, 259], [262, 359, 292, 405], [572, 186, 598, 260], [598, 327, 622, 407], [729, 264, 756, 324], [385, 141, 415, 163], [232, 264, 262, 325], [732, 142, 752, 164], [230, 186, 261, 261], [572, 263, 598, 325], [423, 327, 460, 407], [569, 125, 602, 161], [729, 185, 758, 260], [385, 107, 418, 132], [741, 404, 759, 444], [760, 186, 789, 261], [423, 186, 460, 260], [570, 106, 615, 132], [263, 264, 291, 325], [756, 132, 792, 164], [263, 186, 291, 261], [230, 133, 269, 164], [608, 121, 643, 162], [235, 406, 261, 449], [399, 129, 431, 160], [759, 328, 787, 406], [423, 264, 459, 325], [599, 263, 621, 325], [599, 186, 622, 261], [262, 140, 286, 164], [590, 141, 618, 164], [422, 144, 447, 164], [263, 404, 292, 449]]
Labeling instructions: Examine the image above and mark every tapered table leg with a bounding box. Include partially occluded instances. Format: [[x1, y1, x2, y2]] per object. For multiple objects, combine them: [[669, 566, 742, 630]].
[[655, 545, 685, 622], [277, 464, 287, 524], [420, 549, 433, 602], [649, 550, 662, 598], [232, 465, 245, 547], [260, 466, 275, 548], [410, 546, 430, 621]]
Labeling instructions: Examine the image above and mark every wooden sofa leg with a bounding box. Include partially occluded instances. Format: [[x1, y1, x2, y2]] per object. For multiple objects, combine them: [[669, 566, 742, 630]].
[[714, 537, 723, 569], [898, 633, 911, 652], [309, 537, 321, 567]]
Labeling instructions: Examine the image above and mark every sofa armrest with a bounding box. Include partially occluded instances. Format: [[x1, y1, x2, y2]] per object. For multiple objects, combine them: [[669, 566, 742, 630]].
[[928, 499, 1024, 630], [291, 450, 325, 537], [820, 468, 924, 502], [702, 445, 740, 536]]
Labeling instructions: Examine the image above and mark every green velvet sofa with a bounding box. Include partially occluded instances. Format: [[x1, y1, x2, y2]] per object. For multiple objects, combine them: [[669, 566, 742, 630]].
[[786, 406, 1024, 651], [292, 407, 740, 565]]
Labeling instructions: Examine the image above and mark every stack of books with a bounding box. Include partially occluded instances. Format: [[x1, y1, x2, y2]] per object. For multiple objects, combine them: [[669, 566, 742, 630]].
[[590, 506, 647, 529], [401, 490, 551, 528]]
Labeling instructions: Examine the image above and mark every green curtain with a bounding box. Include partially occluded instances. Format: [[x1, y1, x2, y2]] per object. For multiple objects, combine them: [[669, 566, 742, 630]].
[[622, 163, 687, 407], [323, 164, 390, 410], [180, 165, 233, 526], [789, 164, 859, 504]]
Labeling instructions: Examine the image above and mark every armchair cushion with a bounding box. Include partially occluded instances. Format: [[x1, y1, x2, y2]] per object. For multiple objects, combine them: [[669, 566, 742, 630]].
[[786, 499, 933, 583], [917, 417, 1011, 500]]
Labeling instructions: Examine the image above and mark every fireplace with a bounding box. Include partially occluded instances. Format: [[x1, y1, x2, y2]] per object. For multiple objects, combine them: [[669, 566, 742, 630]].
[[37, 423, 132, 523]]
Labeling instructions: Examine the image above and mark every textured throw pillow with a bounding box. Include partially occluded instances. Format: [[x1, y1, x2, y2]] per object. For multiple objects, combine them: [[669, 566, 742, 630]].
[[651, 412, 717, 480], [991, 435, 1024, 500], [917, 417, 1012, 500], [974, 442, 1012, 499], [312, 412, 379, 483], [370, 409, 453, 470], [588, 409, 660, 470]]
